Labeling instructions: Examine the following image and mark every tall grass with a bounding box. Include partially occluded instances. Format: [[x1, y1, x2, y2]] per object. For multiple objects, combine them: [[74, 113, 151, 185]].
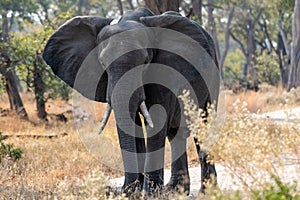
[[180, 90, 300, 199], [0, 87, 299, 199]]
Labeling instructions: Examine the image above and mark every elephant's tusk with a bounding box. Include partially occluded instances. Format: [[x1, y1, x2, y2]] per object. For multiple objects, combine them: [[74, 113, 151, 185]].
[[140, 101, 154, 128], [98, 104, 112, 135]]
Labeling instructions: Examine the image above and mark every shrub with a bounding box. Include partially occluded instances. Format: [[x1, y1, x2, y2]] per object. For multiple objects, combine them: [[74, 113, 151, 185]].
[[252, 175, 300, 200], [255, 51, 281, 86], [0, 131, 22, 162]]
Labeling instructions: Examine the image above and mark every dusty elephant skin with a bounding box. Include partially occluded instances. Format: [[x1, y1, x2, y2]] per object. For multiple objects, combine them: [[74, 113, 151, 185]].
[[43, 7, 220, 197]]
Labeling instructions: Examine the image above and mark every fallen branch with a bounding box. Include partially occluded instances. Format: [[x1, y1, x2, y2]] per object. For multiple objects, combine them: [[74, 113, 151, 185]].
[[1, 132, 68, 139]]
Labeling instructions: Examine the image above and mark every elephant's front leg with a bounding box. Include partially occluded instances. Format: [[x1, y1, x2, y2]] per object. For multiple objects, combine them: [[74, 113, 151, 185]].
[[194, 137, 217, 193], [143, 128, 166, 195], [165, 127, 190, 194], [142, 104, 169, 195], [116, 120, 145, 195]]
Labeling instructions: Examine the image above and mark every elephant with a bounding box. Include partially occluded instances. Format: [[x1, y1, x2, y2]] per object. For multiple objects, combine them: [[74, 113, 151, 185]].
[[43, 7, 220, 196]]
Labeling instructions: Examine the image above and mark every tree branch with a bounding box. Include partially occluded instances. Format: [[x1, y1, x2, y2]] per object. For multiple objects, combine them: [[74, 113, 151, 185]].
[[219, 7, 235, 75], [230, 32, 248, 56], [202, 3, 222, 9], [136, 0, 140, 6], [277, 20, 291, 59], [127, 0, 134, 9], [192, 0, 202, 23], [252, 8, 263, 28], [8, 13, 15, 32], [117, 0, 123, 15], [259, 18, 275, 51]]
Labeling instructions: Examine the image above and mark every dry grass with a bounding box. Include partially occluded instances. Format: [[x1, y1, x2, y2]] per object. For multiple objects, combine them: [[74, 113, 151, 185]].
[[0, 93, 118, 199], [225, 84, 300, 113], [212, 101, 300, 184], [181, 88, 300, 199], [0, 85, 299, 199]]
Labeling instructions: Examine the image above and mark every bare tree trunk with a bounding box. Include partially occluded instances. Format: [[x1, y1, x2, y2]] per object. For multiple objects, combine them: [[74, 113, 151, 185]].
[[246, 26, 256, 73], [231, 8, 262, 90], [0, 12, 28, 119], [230, 32, 248, 78], [127, 0, 134, 9], [78, 0, 91, 15], [206, 0, 220, 62], [5, 68, 28, 119], [84, 0, 91, 15], [219, 7, 234, 78], [136, 0, 141, 7], [34, 55, 47, 120], [0, 56, 28, 119], [288, 0, 300, 90], [276, 32, 289, 88], [117, 0, 124, 15], [78, 0, 83, 15], [145, 0, 179, 14], [192, 0, 202, 24], [12, 71, 23, 92]]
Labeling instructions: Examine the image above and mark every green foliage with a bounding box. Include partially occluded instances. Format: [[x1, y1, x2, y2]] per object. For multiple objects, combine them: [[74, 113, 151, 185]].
[[252, 175, 300, 200], [0, 0, 39, 31], [255, 51, 281, 86], [0, 130, 22, 162], [10, 26, 71, 102], [198, 177, 299, 200], [0, 73, 6, 94], [223, 48, 245, 88], [274, 0, 295, 12]]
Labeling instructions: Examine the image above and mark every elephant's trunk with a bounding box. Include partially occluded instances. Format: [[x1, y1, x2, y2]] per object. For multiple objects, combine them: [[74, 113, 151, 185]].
[[97, 61, 154, 135], [111, 88, 147, 186]]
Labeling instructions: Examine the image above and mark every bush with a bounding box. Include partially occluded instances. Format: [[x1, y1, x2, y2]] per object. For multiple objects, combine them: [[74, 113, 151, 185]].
[[0, 131, 22, 162], [255, 51, 281, 86], [252, 175, 300, 200], [223, 49, 245, 91]]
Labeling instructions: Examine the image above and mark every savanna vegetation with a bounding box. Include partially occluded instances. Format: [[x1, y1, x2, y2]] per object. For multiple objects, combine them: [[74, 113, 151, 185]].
[[0, 0, 299, 199]]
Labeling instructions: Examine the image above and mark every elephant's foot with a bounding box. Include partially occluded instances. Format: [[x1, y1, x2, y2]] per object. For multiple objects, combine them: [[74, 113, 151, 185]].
[[199, 174, 217, 194], [165, 173, 190, 195], [106, 173, 144, 198], [199, 153, 217, 194], [143, 180, 164, 197], [105, 180, 144, 199], [143, 169, 164, 197], [122, 179, 143, 197]]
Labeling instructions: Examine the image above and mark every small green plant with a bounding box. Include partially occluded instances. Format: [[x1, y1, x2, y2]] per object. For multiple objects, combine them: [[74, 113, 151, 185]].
[[252, 175, 300, 200], [0, 131, 22, 162], [255, 51, 281, 86]]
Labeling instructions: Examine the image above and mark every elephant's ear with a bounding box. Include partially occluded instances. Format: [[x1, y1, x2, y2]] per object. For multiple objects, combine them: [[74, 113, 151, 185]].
[[140, 13, 217, 65], [141, 12, 220, 105], [43, 16, 113, 102]]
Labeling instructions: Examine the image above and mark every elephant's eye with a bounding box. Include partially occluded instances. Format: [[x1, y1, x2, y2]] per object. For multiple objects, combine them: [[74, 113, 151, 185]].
[[100, 61, 107, 69], [99, 57, 107, 69]]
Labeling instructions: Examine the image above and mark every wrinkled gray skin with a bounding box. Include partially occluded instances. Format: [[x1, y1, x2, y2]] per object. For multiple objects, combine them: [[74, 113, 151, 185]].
[[43, 7, 219, 196]]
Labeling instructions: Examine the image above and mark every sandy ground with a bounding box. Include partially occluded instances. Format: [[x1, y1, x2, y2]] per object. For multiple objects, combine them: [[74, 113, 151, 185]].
[[253, 107, 300, 125], [109, 163, 299, 197]]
